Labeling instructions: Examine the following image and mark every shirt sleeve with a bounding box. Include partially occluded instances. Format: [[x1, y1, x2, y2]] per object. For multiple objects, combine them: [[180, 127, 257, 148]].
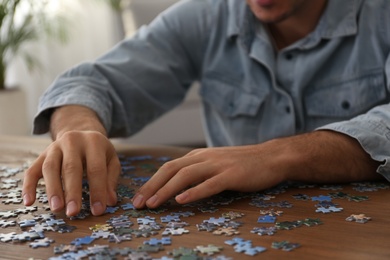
[[317, 53, 390, 182], [33, 0, 211, 137]]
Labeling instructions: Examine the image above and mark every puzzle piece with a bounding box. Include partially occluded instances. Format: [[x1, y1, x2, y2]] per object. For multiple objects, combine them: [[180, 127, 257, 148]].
[[53, 244, 82, 254], [166, 221, 189, 229], [251, 226, 277, 236], [108, 233, 132, 244], [132, 228, 158, 238], [347, 195, 369, 202], [345, 214, 372, 223], [315, 201, 338, 208], [144, 237, 172, 246], [71, 236, 95, 246], [2, 197, 22, 204], [126, 251, 153, 260], [160, 215, 181, 223], [162, 228, 189, 236], [329, 191, 349, 199], [225, 237, 250, 246], [213, 227, 240, 236], [90, 223, 113, 232], [55, 224, 77, 233], [195, 244, 223, 255], [137, 216, 156, 225], [121, 203, 135, 210], [105, 206, 119, 214], [0, 232, 16, 242], [18, 219, 37, 228], [257, 215, 276, 223], [0, 211, 17, 219], [137, 244, 164, 253], [259, 209, 283, 216], [12, 231, 43, 242], [125, 210, 147, 218], [234, 242, 267, 256], [275, 221, 302, 230], [203, 217, 227, 226], [0, 219, 16, 228], [196, 222, 218, 232], [315, 206, 343, 213], [30, 223, 55, 233], [168, 247, 197, 258], [272, 240, 301, 251], [29, 237, 54, 248], [91, 230, 112, 239], [311, 195, 332, 202], [301, 218, 323, 226], [292, 193, 311, 200], [46, 218, 66, 226]]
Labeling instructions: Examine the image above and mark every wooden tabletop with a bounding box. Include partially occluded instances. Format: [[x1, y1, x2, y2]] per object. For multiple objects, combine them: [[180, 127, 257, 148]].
[[0, 135, 389, 260]]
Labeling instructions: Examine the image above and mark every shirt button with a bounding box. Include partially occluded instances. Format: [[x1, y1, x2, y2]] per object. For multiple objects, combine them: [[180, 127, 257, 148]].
[[285, 53, 293, 60], [285, 106, 291, 113], [341, 101, 350, 110]]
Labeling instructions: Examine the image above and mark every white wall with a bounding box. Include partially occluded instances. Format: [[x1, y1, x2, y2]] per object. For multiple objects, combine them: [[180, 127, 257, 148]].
[[5, 0, 122, 136], [3, 0, 205, 146]]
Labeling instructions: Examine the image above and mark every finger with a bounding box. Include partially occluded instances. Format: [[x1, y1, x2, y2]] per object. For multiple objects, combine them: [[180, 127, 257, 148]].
[[22, 154, 46, 206], [145, 162, 213, 208], [106, 150, 120, 206], [85, 147, 108, 216], [132, 156, 202, 208], [41, 148, 65, 212], [61, 147, 84, 217], [175, 173, 228, 204]]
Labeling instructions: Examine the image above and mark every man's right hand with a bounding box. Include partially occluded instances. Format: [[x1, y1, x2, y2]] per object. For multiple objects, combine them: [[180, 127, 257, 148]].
[[21, 106, 121, 216]]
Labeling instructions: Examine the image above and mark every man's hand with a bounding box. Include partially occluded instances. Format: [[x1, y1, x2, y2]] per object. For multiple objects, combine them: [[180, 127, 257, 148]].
[[22, 106, 121, 216], [132, 131, 382, 209]]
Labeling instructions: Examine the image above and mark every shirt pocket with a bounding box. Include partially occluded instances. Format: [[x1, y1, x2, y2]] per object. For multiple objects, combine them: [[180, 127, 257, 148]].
[[200, 77, 268, 118], [304, 71, 387, 118]]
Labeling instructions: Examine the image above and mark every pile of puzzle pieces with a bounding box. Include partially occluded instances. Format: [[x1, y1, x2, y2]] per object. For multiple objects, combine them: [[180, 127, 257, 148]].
[[1, 154, 389, 259]]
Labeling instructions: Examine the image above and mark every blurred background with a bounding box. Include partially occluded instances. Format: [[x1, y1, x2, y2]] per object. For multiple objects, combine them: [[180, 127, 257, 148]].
[[0, 0, 205, 147]]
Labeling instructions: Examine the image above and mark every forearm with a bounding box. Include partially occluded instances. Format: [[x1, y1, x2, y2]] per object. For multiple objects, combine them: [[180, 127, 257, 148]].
[[282, 130, 384, 184], [50, 105, 107, 140]]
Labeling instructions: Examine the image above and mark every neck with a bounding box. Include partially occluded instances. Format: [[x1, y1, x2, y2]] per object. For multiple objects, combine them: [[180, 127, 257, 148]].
[[267, 0, 327, 50]]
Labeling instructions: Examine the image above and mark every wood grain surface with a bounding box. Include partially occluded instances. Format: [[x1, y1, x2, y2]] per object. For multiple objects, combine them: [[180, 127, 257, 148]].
[[0, 135, 389, 260]]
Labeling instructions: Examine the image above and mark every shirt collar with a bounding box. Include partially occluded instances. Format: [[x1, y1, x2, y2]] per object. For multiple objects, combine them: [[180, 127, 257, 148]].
[[227, 0, 362, 47]]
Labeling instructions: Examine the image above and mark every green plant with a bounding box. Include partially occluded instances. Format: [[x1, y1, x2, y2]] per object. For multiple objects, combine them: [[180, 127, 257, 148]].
[[0, 0, 68, 90]]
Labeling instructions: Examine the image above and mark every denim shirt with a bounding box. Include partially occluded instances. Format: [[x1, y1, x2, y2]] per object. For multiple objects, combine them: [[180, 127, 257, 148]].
[[34, 0, 390, 181]]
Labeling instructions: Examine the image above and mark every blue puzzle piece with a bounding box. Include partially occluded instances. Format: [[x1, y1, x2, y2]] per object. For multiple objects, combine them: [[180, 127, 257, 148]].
[[234, 243, 267, 256], [144, 237, 172, 246], [70, 236, 95, 246], [311, 195, 332, 202], [257, 215, 276, 223], [225, 237, 250, 246]]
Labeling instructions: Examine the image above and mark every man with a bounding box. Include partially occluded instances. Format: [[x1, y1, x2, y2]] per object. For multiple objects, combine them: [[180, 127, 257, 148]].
[[22, 0, 390, 217]]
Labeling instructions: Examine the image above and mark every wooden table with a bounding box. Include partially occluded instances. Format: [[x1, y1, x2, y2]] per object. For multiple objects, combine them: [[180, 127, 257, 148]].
[[1, 135, 390, 260]]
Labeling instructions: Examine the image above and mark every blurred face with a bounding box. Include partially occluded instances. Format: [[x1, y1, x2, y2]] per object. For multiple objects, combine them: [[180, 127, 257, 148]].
[[246, 0, 308, 23]]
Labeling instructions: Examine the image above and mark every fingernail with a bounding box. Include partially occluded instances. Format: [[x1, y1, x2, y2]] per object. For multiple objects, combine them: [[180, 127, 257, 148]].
[[66, 201, 78, 216], [92, 201, 104, 216], [146, 195, 158, 208], [176, 192, 189, 204], [132, 194, 144, 208], [23, 194, 31, 205], [50, 195, 62, 211]]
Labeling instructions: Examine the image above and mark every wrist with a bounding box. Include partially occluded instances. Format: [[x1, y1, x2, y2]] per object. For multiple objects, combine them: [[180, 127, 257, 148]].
[[50, 105, 107, 140]]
